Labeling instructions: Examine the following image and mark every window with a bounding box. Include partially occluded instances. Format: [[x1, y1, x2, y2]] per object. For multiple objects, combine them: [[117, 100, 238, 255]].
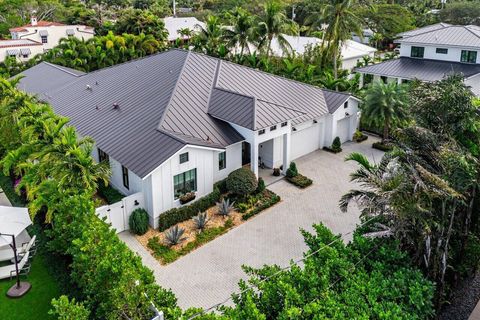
[[344, 101, 348, 109], [270, 125, 277, 131], [41, 35, 48, 44], [381, 76, 388, 83], [174, 169, 197, 199], [281, 122, 288, 127], [122, 165, 129, 190], [259, 129, 265, 135], [410, 46, 424, 58], [436, 48, 448, 54], [218, 151, 226, 170], [22, 54, 29, 58], [461, 50, 477, 63], [98, 148, 109, 164], [179, 152, 189, 164]]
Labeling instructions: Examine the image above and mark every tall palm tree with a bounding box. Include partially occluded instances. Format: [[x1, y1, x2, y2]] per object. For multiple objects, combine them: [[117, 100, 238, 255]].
[[195, 15, 226, 57], [223, 7, 255, 61], [256, 0, 297, 59], [362, 81, 409, 142], [308, 0, 364, 80]]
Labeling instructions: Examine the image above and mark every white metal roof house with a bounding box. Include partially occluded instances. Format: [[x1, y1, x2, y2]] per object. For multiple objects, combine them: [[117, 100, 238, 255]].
[[355, 23, 480, 96], [17, 49, 359, 228], [8, 15, 94, 52], [163, 16, 206, 42], [266, 35, 376, 71]]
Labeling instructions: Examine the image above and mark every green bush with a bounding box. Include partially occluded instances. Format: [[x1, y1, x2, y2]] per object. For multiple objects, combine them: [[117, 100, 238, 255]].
[[214, 178, 228, 194], [287, 174, 313, 188], [129, 208, 149, 235], [285, 162, 298, 178], [332, 136, 342, 152], [49, 296, 90, 320], [353, 130, 368, 142], [372, 141, 393, 151], [256, 177, 266, 193], [226, 167, 258, 196], [98, 183, 124, 204], [242, 190, 281, 220], [158, 187, 221, 231]]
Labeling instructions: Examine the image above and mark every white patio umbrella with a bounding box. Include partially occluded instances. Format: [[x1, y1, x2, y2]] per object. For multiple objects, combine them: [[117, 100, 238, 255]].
[[0, 206, 32, 247]]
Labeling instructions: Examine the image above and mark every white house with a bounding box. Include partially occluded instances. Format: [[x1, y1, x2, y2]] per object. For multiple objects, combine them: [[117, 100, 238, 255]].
[[163, 16, 205, 42], [355, 23, 480, 95], [0, 39, 44, 63], [266, 35, 377, 71], [8, 16, 94, 52], [17, 49, 359, 228]]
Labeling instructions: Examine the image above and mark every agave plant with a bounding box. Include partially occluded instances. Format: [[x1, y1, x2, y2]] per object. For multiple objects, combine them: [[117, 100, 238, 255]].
[[217, 198, 235, 217], [193, 211, 209, 231], [164, 225, 186, 246]]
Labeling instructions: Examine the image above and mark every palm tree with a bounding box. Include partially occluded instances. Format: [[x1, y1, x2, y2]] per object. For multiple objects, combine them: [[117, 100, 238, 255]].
[[195, 15, 226, 57], [362, 81, 409, 142], [223, 7, 255, 60], [256, 0, 297, 59], [308, 0, 364, 79]]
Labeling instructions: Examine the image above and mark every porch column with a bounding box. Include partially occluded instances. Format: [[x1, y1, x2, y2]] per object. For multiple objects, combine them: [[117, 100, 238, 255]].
[[251, 141, 258, 178], [359, 73, 364, 89], [282, 132, 291, 175], [397, 78, 402, 85]]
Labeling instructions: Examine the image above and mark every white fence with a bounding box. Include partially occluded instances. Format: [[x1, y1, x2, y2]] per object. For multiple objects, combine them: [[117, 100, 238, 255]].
[[96, 192, 145, 233]]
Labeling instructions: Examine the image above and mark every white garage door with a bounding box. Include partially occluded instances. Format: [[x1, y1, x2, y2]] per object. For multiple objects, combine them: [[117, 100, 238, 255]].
[[336, 117, 351, 143], [291, 123, 322, 160]]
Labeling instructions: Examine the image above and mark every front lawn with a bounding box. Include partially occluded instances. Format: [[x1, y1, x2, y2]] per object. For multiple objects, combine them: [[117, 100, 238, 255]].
[[0, 255, 61, 320]]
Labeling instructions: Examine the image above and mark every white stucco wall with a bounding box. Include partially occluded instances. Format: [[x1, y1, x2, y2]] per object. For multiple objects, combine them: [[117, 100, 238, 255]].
[[0, 45, 43, 63], [399, 43, 479, 64], [213, 142, 243, 182], [12, 25, 94, 50]]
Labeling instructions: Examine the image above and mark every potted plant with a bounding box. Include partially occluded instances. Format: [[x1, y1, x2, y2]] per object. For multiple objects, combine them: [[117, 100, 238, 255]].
[[273, 168, 281, 176], [179, 192, 196, 204]]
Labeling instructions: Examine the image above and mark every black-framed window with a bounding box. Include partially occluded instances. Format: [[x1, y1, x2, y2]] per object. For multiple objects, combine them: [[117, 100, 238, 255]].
[[179, 152, 189, 164], [258, 129, 265, 135], [436, 48, 448, 54], [410, 46, 424, 58], [122, 165, 129, 190], [219, 151, 226, 170], [344, 101, 348, 109], [98, 148, 109, 164], [461, 50, 477, 63], [174, 168, 197, 199], [281, 122, 288, 127], [41, 36, 48, 44], [381, 76, 388, 83], [270, 125, 277, 131]]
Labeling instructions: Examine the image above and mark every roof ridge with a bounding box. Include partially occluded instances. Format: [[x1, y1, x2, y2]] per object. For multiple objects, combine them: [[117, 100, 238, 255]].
[[212, 86, 255, 100], [41, 61, 84, 77], [398, 23, 451, 38], [256, 98, 306, 115], [464, 25, 480, 40], [156, 50, 191, 132]]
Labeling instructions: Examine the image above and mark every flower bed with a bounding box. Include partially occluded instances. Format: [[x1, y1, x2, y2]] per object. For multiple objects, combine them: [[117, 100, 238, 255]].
[[141, 189, 280, 264], [286, 174, 313, 189]]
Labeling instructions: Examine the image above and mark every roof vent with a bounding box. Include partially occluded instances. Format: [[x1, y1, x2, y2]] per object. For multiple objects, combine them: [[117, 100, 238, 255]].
[[292, 127, 297, 131], [112, 102, 120, 110], [95, 105, 99, 110], [95, 81, 99, 85], [86, 84, 92, 91]]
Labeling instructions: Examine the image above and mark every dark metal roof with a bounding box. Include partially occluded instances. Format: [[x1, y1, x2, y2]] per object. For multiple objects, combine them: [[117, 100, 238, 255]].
[[397, 25, 480, 49], [355, 57, 480, 82], [323, 89, 351, 113], [18, 49, 352, 178], [398, 23, 451, 38]]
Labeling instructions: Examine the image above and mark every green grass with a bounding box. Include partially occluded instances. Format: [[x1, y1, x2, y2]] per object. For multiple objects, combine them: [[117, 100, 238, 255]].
[[0, 255, 61, 320], [0, 173, 26, 207]]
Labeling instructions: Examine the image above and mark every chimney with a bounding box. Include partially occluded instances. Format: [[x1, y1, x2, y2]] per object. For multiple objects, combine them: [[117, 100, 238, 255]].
[[31, 11, 38, 26]]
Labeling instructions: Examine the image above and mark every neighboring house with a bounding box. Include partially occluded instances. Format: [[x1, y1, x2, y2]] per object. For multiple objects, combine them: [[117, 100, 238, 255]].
[[17, 49, 359, 228], [9, 16, 94, 51], [262, 35, 377, 71], [355, 23, 480, 95], [163, 16, 205, 42], [0, 39, 43, 63]]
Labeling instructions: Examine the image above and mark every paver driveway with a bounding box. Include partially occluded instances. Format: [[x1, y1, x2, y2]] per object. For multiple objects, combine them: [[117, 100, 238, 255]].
[[120, 138, 384, 310]]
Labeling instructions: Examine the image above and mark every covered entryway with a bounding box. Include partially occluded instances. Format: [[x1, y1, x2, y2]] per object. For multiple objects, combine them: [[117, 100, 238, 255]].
[[291, 122, 323, 160], [336, 117, 351, 143]]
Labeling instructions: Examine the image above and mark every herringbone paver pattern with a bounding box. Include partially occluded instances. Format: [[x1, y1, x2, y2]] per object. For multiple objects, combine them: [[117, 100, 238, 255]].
[[120, 138, 384, 310]]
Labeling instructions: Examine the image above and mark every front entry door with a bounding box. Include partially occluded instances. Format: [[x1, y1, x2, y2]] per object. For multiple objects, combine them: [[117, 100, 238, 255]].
[[242, 142, 251, 166]]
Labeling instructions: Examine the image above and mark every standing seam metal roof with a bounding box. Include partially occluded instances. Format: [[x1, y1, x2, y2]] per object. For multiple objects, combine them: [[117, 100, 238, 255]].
[[18, 49, 353, 178], [396, 25, 480, 49]]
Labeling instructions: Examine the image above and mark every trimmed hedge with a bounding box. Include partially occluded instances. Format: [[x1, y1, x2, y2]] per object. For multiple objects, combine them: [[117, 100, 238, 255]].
[[287, 174, 313, 188], [226, 167, 258, 196], [372, 141, 394, 152], [158, 187, 221, 231]]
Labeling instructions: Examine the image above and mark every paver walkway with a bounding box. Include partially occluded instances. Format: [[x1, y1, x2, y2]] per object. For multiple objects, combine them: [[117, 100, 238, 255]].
[[120, 138, 384, 310]]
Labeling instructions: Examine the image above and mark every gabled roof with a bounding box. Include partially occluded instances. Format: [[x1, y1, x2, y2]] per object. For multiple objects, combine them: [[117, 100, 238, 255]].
[[10, 21, 66, 32], [355, 57, 480, 82], [398, 23, 451, 38], [18, 49, 353, 178], [0, 39, 42, 48], [396, 25, 480, 49]]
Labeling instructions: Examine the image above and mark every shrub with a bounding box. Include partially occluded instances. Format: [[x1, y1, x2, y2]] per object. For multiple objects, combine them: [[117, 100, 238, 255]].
[[179, 192, 195, 204], [353, 130, 368, 142], [236, 203, 249, 213], [217, 198, 234, 217], [98, 183, 124, 204], [242, 190, 281, 220], [226, 167, 258, 196], [332, 136, 342, 152], [285, 162, 298, 178], [158, 187, 221, 231], [192, 211, 209, 231], [214, 178, 228, 194], [372, 141, 393, 151], [49, 296, 90, 320], [164, 225, 186, 246], [129, 208, 149, 235], [287, 174, 313, 188], [256, 177, 266, 193]]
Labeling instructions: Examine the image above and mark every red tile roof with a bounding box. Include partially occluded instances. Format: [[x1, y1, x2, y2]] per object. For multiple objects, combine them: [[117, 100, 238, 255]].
[[0, 39, 43, 48], [9, 21, 66, 32]]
